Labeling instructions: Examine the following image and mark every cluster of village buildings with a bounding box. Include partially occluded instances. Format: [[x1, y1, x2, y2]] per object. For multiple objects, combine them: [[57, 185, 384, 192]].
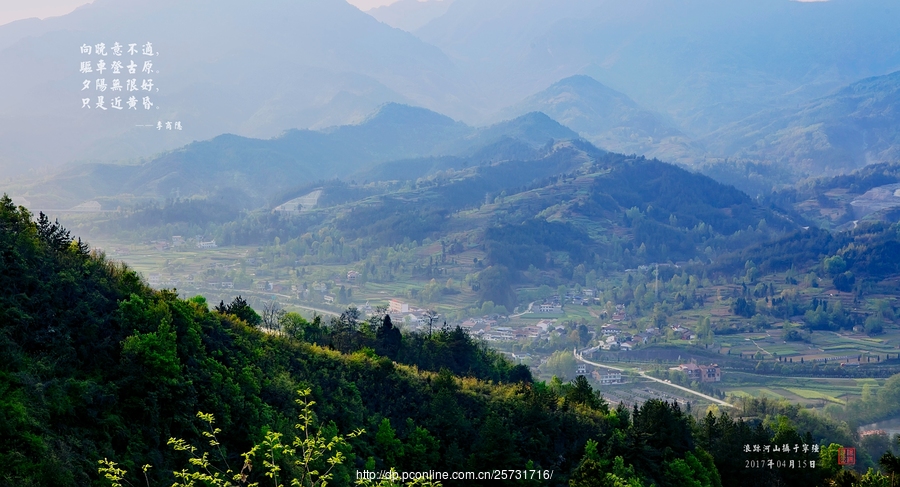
[[145, 235, 217, 252], [142, 261, 720, 378], [141, 257, 731, 391], [464, 319, 560, 341], [535, 289, 599, 314], [597, 323, 660, 351]]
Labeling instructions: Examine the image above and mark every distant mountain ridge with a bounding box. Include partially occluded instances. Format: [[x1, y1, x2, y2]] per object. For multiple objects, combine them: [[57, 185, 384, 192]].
[[0, 0, 467, 174], [19, 104, 583, 209], [496, 75, 703, 163], [367, 0, 455, 32], [413, 0, 900, 135], [706, 70, 900, 174], [4, 0, 900, 187]]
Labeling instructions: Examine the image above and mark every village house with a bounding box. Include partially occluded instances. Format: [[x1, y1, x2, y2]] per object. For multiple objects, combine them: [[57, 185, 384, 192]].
[[493, 326, 515, 340], [601, 336, 620, 350], [460, 319, 478, 331], [671, 362, 722, 383], [511, 353, 532, 364], [635, 331, 654, 344], [592, 369, 623, 385], [601, 324, 621, 335], [389, 299, 409, 314], [521, 326, 542, 338], [535, 320, 555, 333], [538, 303, 562, 313], [196, 240, 217, 249], [346, 270, 359, 282]]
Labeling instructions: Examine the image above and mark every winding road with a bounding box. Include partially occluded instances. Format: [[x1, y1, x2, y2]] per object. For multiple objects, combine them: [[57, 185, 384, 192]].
[[574, 349, 734, 408]]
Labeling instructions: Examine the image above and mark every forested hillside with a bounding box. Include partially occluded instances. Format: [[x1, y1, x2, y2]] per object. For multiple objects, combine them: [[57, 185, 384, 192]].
[[79, 145, 796, 283], [706, 71, 900, 173], [2, 194, 891, 486]]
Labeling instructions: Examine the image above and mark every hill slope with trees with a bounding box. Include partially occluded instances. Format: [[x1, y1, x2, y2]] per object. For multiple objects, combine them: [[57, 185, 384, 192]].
[[1, 194, 890, 486]]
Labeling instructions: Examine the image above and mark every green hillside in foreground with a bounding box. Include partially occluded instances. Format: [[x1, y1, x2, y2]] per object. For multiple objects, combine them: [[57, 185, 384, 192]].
[[4, 195, 900, 487]]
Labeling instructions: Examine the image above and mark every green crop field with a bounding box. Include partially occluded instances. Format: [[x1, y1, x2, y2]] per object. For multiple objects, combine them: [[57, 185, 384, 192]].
[[783, 387, 845, 404], [736, 387, 784, 399], [718, 371, 882, 408]]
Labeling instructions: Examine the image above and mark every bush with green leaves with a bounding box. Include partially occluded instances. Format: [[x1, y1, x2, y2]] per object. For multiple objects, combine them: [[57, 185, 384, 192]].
[[98, 389, 440, 487]]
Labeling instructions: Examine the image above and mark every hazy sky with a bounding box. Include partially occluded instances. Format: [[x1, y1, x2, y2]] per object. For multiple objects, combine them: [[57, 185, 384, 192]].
[[347, 0, 402, 10], [0, 0, 90, 26], [0, 0, 404, 25]]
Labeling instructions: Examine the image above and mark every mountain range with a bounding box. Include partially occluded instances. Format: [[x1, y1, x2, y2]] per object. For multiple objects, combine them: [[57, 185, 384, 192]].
[[494, 75, 702, 163], [13, 65, 900, 211], [705, 70, 900, 173], [412, 0, 900, 133], [4, 0, 900, 180], [368, 0, 456, 32], [18, 104, 580, 209], [0, 0, 466, 173]]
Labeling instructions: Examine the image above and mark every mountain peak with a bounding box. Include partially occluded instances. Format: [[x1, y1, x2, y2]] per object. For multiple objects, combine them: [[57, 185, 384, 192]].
[[509, 111, 562, 126], [367, 0, 455, 32], [493, 75, 694, 162], [542, 75, 639, 109], [362, 103, 462, 128], [474, 111, 580, 147]]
